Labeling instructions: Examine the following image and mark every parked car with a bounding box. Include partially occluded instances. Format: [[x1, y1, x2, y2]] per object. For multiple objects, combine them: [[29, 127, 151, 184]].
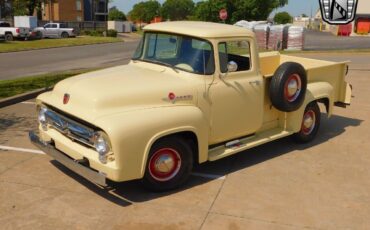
[[33, 23, 76, 39], [0, 21, 30, 41], [30, 21, 352, 191], [0, 34, 5, 42]]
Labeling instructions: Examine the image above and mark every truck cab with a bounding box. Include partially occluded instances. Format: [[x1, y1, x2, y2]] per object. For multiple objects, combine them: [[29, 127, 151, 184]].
[[30, 21, 352, 191]]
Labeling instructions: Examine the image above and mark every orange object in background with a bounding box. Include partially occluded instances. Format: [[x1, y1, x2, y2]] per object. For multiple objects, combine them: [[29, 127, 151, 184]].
[[151, 17, 162, 24], [357, 18, 370, 35], [338, 24, 352, 36]]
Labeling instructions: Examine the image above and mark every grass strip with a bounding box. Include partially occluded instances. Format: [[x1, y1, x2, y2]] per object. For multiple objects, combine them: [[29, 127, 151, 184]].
[[0, 69, 93, 99], [0, 36, 122, 53]]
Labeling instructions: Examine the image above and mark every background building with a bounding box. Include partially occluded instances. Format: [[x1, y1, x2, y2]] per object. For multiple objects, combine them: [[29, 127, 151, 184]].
[[42, 0, 108, 22], [84, 0, 108, 21], [42, 0, 84, 21]]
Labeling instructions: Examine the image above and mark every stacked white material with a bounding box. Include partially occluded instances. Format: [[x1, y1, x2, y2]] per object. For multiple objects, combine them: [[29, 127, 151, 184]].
[[234, 20, 267, 31], [254, 24, 270, 50], [287, 26, 305, 50], [268, 25, 290, 50]]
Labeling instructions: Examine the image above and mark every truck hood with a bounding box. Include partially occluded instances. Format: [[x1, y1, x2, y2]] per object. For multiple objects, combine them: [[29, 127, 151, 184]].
[[39, 63, 199, 124]]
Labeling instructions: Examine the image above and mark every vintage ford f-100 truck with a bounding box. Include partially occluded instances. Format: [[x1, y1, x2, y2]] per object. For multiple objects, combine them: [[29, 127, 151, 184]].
[[30, 21, 352, 191]]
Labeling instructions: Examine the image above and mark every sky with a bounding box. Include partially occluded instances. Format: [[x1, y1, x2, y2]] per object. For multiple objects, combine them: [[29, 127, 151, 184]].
[[110, 0, 320, 17]]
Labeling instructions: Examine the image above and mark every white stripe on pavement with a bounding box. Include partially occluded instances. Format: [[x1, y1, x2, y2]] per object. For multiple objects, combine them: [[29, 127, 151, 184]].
[[21, 102, 36, 105], [191, 172, 226, 180], [0, 145, 44, 155]]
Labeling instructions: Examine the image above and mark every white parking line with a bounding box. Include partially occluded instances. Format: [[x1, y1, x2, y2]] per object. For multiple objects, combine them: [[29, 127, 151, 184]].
[[191, 172, 226, 180], [21, 102, 36, 105], [0, 145, 44, 155]]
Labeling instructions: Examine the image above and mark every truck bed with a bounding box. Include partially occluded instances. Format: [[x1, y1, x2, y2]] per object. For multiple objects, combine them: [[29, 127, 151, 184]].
[[259, 51, 351, 105]]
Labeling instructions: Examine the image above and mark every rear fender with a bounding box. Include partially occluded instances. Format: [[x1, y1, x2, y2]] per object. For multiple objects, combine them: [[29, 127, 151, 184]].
[[285, 82, 333, 133]]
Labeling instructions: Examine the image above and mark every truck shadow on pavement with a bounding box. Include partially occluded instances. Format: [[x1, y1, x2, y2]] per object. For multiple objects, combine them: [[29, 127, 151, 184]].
[[51, 113, 362, 207]]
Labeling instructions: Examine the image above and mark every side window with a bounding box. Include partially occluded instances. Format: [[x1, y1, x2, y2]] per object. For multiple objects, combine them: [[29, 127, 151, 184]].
[[52, 24, 58, 28], [44, 24, 51, 28], [218, 40, 251, 73]]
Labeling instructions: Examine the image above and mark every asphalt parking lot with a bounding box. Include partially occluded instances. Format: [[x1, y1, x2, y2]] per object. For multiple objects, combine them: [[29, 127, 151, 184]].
[[0, 53, 369, 229], [304, 30, 370, 50]]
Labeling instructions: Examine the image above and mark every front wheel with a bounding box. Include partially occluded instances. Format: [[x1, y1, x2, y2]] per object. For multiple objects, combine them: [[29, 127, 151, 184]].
[[292, 102, 321, 143], [142, 137, 193, 192]]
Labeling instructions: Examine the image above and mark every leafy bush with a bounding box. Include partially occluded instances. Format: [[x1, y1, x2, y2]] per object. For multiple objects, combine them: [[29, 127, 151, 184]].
[[274, 11, 293, 24], [108, 8, 127, 21], [106, 29, 118, 37]]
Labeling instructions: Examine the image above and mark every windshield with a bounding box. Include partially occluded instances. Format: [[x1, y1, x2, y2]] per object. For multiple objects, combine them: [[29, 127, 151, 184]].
[[133, 32, 215, 75]]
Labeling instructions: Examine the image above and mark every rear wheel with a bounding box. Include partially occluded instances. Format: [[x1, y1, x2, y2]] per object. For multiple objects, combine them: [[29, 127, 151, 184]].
[[61, 32, 69, 38], [142, 137, 193, 192], [5, 33, 13, 41], [292, 102, 321, 143]]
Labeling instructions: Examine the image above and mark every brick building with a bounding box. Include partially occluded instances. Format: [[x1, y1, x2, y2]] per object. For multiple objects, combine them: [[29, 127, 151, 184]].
[[43, 0, 84, 21], [42, 0, 108, 22]]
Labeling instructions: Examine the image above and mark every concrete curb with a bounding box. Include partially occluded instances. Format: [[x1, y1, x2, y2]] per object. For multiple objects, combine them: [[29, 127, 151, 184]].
[[0, 88, 52, 108]]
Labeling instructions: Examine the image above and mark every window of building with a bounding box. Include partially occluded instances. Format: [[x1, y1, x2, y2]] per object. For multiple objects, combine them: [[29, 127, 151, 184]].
[[76, 0, 82, 11]]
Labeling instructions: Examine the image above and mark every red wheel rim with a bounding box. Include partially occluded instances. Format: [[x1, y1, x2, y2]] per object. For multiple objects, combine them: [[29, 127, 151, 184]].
[[284, 74, 302, 102], [149, 148, 181, 182], [301, 110, 316, 135]]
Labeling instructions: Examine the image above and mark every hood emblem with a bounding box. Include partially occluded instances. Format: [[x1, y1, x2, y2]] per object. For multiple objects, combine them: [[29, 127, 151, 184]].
[[63, 94, 70, 104], [167, 92, 193, 103]]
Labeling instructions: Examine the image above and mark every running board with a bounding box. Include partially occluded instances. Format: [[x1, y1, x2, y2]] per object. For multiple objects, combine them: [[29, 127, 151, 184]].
[[208, 128, 293, 161]]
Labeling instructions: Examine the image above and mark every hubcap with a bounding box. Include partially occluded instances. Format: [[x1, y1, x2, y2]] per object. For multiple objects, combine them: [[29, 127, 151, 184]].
[[302, 110, 316, 135], [149, 148, 181, 182], [284, 74, 302, 102]]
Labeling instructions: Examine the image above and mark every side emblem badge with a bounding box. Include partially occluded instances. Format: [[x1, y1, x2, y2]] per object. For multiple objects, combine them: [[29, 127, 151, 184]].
[[63, 94, 70, 104]]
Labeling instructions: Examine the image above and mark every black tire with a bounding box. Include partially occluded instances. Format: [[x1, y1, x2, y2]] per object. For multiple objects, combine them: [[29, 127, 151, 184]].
[[142, 137, 193, 192], [35, 31, 43, 40], [5, 33, 13, 41], [292, 102, 321, 143], [270, 62, 307, 112], [61, 32, 69, 38]]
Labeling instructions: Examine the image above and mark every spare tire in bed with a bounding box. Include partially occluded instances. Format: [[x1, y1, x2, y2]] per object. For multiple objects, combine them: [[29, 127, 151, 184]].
[[269, 62, 307, 112]]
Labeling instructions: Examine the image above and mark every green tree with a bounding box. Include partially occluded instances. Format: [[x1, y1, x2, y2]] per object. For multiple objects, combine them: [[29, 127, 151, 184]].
[[192, 0, 289, 24], [301, 13, 308, 17], [108, 7, 127, 21], [161, 0, 194, 20], [274, 11, 292, 24], [129, 0, 161, 23]]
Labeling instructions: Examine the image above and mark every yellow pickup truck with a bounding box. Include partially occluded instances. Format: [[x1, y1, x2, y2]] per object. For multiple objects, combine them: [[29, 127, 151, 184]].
[[30, 21, 352, 191]]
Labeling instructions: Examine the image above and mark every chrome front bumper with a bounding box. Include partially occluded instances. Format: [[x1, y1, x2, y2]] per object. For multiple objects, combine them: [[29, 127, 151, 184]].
[[29, 131, 107, 186]]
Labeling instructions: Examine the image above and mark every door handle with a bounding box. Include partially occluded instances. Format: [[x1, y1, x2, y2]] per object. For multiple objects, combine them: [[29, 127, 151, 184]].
[[249, 80, 261, 86]]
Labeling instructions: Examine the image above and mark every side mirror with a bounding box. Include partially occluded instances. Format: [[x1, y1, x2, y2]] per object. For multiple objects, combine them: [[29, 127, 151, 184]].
[[227, 61, 238, 73]]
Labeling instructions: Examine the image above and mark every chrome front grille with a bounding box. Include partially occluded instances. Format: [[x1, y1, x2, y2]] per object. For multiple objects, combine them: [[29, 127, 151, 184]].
[[44, 109, 96, 148]]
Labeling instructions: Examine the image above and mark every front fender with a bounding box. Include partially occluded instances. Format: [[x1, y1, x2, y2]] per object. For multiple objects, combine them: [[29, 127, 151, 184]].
[[93, 106, 209, 182], [286, 82, 334, 133]]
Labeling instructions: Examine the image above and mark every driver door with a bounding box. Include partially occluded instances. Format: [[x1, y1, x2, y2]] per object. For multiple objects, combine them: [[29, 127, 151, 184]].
[[209, 39, 264, 144]]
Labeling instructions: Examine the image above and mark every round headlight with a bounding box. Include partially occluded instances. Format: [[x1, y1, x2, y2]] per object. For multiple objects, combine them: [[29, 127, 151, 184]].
[[94, 132, 111, 164], [38, 107, 48, 124]]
